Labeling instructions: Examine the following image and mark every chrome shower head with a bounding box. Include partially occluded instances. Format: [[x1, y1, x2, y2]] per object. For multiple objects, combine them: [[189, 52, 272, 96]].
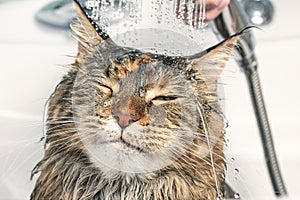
[[243, 0, 274, 26]]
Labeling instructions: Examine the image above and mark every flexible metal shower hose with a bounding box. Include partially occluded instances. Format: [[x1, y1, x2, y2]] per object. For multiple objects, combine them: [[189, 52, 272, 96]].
[[244, 65, 288, 197]]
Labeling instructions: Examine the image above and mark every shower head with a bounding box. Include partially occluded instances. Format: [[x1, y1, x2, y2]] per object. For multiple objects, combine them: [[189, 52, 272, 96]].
[[243, 0, 274, 26]]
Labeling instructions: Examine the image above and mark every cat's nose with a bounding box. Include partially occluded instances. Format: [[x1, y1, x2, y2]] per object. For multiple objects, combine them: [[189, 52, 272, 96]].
[[113, 112, 138, 128]]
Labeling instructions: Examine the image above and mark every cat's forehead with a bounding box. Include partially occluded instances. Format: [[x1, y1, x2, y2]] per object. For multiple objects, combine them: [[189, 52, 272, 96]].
[[94, 52, 188, 95], [111, 52, 153, 78], [107, 52, 186, 82]]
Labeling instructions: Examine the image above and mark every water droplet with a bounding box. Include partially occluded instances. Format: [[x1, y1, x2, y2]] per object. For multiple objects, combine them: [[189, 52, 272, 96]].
[[164, 142, 171, 147], [234, 193, 240, 199], [234, 168, 239, 174], [224, 142, 229, 149], [231, 157, 235, 162], [225, 122, 229, 128]]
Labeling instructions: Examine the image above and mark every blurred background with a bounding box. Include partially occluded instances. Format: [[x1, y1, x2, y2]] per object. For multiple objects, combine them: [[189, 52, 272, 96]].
[[0, 0, 299, 199]]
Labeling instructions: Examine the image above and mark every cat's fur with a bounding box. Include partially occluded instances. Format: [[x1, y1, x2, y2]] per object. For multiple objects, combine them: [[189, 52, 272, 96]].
[[31, 1, 240, 199]]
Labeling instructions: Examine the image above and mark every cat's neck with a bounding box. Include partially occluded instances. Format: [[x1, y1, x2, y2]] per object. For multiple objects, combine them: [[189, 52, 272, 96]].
[[31, 139, 224, 200]]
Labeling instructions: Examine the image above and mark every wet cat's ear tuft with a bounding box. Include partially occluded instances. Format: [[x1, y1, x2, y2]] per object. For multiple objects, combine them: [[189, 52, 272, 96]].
[[187, 33, 241, 90], [71, 0, 108, 62], [189, 33, 240, 75]]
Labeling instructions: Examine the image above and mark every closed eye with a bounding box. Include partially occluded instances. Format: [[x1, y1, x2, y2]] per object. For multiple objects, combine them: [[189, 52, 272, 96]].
[[99, 84, 113, 97], [151, 95, 178, 105], [152, 96, 178, 101]]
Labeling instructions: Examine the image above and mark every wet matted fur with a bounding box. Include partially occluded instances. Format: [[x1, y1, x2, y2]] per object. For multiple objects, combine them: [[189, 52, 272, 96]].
[[31, 1, 241, 199]]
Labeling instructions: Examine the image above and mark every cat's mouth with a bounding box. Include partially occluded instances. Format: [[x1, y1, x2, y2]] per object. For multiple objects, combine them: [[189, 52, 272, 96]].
[[110, 138, 145, 154]]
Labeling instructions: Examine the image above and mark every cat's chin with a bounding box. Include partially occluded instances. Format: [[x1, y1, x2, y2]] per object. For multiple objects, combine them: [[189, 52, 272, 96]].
[[110, 140, 144, 154], [84, 140, 180, 174]]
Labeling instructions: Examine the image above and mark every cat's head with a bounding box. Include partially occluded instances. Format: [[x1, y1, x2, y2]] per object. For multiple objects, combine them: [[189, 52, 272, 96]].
[[69, 0, 240, 174]]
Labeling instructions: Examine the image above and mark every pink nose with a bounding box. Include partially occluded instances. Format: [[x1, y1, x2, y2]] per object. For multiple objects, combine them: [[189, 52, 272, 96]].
[[113, 112, 137, 128]]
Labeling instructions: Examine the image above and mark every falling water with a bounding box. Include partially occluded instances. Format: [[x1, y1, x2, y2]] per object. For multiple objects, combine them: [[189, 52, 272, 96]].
[[84, 0, 208, 56], [84, 0, 140, 33], [197, 0, 206, 47]]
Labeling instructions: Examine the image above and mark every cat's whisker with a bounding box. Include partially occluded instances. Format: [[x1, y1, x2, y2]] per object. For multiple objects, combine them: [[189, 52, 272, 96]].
[[46, 136, 79, 148], [171, 137, 221, 155], [46, 120, 76, 126], [168, 152, 225, 194], [46, 131, 78, 140], [170, 149, 199, 169], [45, 126, 76, 134], [46, 116, 75, 120], [46, 123, 76, 133], [169, 160, 194, 189], [191, 133, 225, 143], [49, 138, 83, 152], [169, 142, 222, 169]]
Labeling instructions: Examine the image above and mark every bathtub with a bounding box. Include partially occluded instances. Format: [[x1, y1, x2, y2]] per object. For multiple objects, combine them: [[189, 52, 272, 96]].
[[0, 0, 299, 199]]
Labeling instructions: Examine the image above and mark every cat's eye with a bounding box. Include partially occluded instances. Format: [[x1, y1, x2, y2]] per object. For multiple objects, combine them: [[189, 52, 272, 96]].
[[98, 84, 113, 97], [151, 95, 178, 105], [152, 96, 178, 101]]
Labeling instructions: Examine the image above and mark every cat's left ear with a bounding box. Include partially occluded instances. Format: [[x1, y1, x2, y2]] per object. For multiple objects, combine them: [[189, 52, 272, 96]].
[[187, 33, 240, 90], [71, 0, 110, 63]]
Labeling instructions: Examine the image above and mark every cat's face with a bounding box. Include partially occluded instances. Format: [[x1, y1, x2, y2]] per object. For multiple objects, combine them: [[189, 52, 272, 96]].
[[73, 50, 203, 172], [70, 1, 240, 174]]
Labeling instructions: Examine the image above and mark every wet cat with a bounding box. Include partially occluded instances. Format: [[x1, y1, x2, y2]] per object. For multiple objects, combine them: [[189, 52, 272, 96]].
[[31, 0, 241, 199]]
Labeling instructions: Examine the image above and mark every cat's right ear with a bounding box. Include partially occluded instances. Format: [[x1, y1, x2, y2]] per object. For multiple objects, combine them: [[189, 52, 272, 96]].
[[71, 0, 109, 63], [185, 32, 241, 92]]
